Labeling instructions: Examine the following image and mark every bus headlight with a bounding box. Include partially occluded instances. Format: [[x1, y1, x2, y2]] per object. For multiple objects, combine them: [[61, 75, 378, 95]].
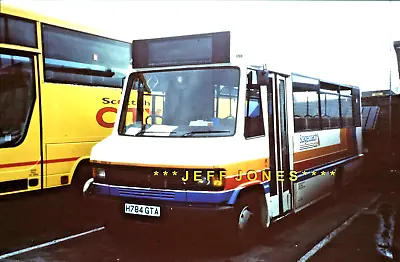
[[92, 167, 106, 179], [194, 170, 225, 190]]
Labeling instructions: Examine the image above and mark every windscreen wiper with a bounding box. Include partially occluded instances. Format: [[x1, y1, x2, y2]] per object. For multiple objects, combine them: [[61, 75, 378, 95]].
[[181, 130, 230, 137], [135, 130, 177, 136]]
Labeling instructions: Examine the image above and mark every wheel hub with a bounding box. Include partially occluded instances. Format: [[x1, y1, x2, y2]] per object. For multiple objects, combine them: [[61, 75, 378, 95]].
[[238, 206, 252, 230]]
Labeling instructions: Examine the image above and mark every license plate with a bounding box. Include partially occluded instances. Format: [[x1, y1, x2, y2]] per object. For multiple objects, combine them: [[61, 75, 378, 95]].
[[124, 203, 161, 217]]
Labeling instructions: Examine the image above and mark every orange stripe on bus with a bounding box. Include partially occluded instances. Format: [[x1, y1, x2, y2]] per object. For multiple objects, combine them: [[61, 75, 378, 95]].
[[0, 157, 80, 169], [294, 129, 348, 162], [294, 150, 353, 171], [224, 128, 357, 190], [293, 128, 356, 170], [224, 170, 269, 190]]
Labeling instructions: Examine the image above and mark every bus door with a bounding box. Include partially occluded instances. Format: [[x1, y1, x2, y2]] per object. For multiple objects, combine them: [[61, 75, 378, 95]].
[[266, 72, 293, 218], [0, 52, 42, 194]]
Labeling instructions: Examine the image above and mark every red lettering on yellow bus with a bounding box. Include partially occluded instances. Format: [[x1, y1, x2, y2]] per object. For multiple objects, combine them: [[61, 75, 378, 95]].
[[96, 107, 151, 128], [96, 107, 118, 128]]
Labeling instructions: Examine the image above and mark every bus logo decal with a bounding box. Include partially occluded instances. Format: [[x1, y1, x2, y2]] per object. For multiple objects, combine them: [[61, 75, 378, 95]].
[[299, 134, 320, 151], [96, 107, 151, 128]]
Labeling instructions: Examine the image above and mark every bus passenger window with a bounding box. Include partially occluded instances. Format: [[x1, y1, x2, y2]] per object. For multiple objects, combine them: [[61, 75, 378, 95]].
[[244, 87, 265, 138], [0, 53, 35, 148], [352, 88, 361, 127], [292, 75, 320, 132], [320, 89, 340, 129], [293, 91, 319, 132], [0, 15, 37, 48], [42, 24, 130, 88], [340, 88, 353, 127], [319, 82, 340, 129]]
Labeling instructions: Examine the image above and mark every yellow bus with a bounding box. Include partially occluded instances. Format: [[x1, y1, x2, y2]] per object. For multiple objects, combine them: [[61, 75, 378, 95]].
[[0, 4, 132, 196]]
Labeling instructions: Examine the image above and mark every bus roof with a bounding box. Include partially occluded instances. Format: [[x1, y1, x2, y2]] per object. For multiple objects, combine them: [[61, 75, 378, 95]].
[[129, 30, 293, 76], [292, 72, 359, 90], [0, 4, 130, 43]]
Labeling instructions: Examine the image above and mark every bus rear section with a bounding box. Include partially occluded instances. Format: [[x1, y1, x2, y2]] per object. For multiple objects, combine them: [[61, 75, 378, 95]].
[[85, 31, 363, 243], [290, 74, 363, 212]]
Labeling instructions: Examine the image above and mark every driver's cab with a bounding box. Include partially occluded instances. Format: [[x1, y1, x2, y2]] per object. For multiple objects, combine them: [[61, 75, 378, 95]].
[[117, 65, 242, 138], [115, 62, 271, 141]]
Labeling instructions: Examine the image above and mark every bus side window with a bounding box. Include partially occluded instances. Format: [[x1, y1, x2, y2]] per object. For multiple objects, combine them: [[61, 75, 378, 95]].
[[292, 75, 320, 132], [339, 87, 353, 127], [0, 53, 35, 148], [352, 88, 361, 127], [244, 85, 265, 138], [293, 91, 320, 132], [0, 15, 37, 48], [42, 24, 130, 89]]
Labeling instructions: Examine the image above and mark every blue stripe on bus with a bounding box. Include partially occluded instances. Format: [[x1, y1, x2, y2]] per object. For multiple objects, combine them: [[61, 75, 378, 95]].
[[295, 172, 316, 183], [227, 181, 270, 205], [295, 170, 336, 183], [94, 181, 270, 204], [187, 191, 234, 203], [294, 156, 358, 183]]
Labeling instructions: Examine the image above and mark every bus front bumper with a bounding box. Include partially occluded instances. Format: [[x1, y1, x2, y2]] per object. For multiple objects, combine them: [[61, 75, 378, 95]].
[[83, 179, 235, 227]]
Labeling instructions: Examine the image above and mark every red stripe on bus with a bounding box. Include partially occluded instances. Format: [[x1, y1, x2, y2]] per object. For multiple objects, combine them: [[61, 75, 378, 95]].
[[0, 157, 80, 169]]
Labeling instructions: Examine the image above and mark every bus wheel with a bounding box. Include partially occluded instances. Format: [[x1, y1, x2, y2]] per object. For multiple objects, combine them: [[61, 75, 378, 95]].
[[71, 162, 91, 198], [231, 191, 263, 249]]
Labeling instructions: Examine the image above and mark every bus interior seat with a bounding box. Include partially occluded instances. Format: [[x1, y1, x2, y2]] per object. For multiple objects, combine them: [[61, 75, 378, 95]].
[[305, 115, 315, 130], [294, 115, 304, 132], [308, 115, 320, 130], [330, 117, 340, 128], [322, 115, 330, 129]]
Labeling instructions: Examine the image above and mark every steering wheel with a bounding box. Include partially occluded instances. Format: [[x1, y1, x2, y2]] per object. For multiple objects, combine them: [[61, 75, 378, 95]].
[[224, 115, 235, 120], [145, 114, 163, 124]]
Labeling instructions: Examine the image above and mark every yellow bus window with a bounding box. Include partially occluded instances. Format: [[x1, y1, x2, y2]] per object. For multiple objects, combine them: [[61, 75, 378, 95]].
[[0, 14, 37, 48], [42, 24, 130, 88], [0, 53, 35, 147]]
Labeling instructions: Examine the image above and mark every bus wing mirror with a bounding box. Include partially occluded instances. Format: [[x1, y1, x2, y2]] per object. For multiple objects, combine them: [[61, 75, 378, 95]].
[[256, 70, 269, 86]]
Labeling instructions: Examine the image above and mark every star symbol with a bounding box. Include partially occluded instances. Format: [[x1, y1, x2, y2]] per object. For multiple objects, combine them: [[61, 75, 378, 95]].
[[312, 171, 317, 176], [302, 171, 307, 176], [163, 170, 168, 176], [172, 171, 177, 176], [153, 171, 159, 176], [330, 170, 335, 176], [321, 171, 326, 176]]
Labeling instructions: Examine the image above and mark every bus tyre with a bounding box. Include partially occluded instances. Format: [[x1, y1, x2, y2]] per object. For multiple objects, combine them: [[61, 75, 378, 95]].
[[230, 191, 263, 250], [71, 163, 91, 198]]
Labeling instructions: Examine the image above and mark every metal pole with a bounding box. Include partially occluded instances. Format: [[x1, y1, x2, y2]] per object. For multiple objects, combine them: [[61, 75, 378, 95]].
[[389, 65, 393, 172], [388, 0, 394, 172]]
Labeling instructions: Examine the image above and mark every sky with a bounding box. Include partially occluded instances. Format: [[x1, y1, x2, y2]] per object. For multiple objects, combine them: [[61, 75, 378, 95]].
[[2, 0, 400, 93]]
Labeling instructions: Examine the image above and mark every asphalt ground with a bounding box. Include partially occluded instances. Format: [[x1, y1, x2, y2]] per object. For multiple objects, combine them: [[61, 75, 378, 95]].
[[0, 168, 387, 262], [306, 170, 400, 262]]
